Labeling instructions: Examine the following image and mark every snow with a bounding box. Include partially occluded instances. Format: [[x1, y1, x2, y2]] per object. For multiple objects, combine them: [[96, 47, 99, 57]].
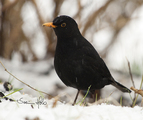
[[0, 91, 143, 120]]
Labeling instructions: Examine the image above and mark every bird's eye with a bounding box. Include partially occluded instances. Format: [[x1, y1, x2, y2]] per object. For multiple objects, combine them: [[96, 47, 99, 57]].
[[61, 23, 66, 27]]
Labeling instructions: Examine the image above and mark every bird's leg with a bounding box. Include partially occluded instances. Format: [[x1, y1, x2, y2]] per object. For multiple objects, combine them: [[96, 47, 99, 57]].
[[90, 90, 101, 102], [72, 90, 80, 106], [90, 90, 96, 102], [92, 92, 96, 102]]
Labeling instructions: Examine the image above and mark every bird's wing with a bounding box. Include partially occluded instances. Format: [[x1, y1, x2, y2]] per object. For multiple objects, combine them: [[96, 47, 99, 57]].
[[71, 42, 112, 80]]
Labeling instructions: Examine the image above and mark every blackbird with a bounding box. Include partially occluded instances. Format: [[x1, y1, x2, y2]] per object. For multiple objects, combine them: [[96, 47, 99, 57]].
[[43, 15, 131, 105]]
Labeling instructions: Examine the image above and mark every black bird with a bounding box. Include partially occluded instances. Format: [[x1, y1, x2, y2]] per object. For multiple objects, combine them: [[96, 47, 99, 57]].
[[43, 15, 131, 105]]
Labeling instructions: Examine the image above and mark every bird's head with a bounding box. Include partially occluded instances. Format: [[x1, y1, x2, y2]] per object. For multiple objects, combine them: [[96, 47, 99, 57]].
[[43, 15, 80, 38]]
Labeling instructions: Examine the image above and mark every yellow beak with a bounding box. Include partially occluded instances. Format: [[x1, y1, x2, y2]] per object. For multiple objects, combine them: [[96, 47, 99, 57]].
[[42, 22, 57, 28]]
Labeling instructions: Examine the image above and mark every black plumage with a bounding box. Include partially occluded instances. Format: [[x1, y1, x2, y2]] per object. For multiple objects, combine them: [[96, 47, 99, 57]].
[[43, 15, 131, 105]]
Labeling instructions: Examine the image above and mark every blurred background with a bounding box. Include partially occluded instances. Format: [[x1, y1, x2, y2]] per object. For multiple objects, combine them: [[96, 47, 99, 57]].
[[0, 0, 143, 106]]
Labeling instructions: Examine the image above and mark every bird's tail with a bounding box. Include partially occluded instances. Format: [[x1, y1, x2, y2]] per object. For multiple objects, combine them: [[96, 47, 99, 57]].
[[111, 80, 131, 93]]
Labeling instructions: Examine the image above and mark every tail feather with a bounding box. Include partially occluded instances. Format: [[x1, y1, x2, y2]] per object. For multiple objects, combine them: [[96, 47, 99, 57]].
[[111, 81, 131, 93]]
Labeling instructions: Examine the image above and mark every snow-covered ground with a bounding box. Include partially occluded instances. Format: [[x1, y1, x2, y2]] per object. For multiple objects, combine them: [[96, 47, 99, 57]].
[[0, 90, 143, 120]]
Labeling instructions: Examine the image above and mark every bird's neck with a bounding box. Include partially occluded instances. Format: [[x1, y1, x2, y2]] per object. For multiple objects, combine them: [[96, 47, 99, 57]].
[[55, 34, 83, 57], [56, 33, 83, 46]]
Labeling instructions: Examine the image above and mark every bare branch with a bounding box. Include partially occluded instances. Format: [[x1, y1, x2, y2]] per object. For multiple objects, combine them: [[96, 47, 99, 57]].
[[2, 0, 18, 12], [82, 0, 113, 36]]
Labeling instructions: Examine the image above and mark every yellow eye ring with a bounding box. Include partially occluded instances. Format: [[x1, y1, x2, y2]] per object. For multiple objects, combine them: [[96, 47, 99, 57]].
[[61, 23, 66, 27]]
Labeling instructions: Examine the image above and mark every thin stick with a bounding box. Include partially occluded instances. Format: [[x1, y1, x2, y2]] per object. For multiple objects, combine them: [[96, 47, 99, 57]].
[[131, 76, 143, 107], [0, 61, 53, 98], [126, 58, 136, 106], [126, 59, 135, 88]]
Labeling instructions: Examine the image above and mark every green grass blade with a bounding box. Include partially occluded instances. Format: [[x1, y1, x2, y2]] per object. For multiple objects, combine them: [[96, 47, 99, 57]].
[[0, 88, 23, 100], [80, 85, 91, 106]]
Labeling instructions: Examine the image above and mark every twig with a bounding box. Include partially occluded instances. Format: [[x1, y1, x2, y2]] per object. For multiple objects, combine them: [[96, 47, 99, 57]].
[[131, 76, 143, 107], [0, 61, 53, 98], [130, 86, 143, 97], [126, 58, 136, 106], [82, 0, 112, 36], [126, 59, 135, 88], [2, 0, 19, 12]]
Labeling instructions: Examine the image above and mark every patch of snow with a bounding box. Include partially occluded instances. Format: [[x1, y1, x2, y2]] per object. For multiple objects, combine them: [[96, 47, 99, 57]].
[[0, 91, 143, 120]]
